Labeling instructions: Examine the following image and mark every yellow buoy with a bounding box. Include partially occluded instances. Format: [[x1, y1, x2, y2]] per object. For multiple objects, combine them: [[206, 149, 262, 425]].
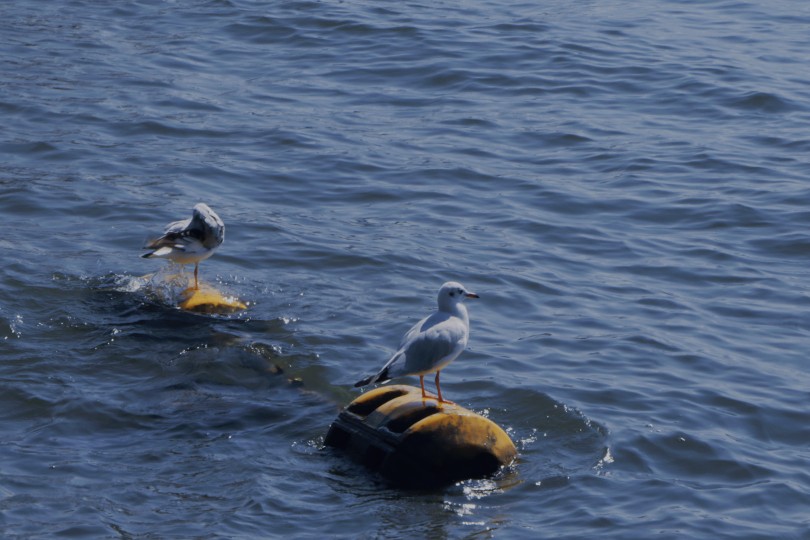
[[325, 385, 517, 488], [177, 284, 247, 314]]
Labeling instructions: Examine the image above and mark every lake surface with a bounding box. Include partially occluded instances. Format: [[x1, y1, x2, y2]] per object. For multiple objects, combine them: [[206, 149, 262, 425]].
[[2, 0, 809, 538]]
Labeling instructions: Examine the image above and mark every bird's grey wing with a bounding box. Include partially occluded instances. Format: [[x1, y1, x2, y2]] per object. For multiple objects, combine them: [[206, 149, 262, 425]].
[[163, 217, 192, 235], [397, 313, 432, 350], [396, 316, 467, 376], [143, 217, 193, 250], [370, 313, 438, 381], [144, 213, 205, 251], [388, 312, 441, 375], [398, 310, 456, 347], [354, 315, 432, 386]]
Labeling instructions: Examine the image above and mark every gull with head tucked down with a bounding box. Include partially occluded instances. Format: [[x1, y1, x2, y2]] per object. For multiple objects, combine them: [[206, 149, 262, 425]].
[[355, 281, 479, 404], [142, 203, 225, 290]]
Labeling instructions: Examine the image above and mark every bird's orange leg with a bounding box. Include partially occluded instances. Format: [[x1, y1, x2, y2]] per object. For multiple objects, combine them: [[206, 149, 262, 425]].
[[419, 375, 426, 398], [435, 371, 455, 405], [194, 263, 199, 290]]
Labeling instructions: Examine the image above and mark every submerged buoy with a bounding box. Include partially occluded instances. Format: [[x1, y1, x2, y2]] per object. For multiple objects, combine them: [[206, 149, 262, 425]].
[[177, 284, 247, 314], [325, 385, 516, 488]]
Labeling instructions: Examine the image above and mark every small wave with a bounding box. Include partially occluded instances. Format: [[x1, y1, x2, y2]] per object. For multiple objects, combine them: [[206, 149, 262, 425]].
[[724, 90, 800, 113]]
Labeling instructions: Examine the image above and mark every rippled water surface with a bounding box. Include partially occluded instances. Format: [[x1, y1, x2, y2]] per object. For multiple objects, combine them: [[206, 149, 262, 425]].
[[2, 0, 810, 538]]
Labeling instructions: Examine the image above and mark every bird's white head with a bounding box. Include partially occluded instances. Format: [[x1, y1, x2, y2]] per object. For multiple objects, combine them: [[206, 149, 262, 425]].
[[437, 281, 479, 313]]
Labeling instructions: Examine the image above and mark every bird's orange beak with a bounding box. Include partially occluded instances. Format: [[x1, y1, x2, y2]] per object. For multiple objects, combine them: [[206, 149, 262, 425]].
[[466, 292, 480, 299]]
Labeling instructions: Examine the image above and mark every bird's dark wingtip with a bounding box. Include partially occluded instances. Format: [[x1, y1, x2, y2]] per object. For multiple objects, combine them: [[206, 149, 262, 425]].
[[355, 365, 391, 388]]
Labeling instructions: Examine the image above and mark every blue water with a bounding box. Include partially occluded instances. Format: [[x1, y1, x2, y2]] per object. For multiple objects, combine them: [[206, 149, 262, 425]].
[[2, 0, 810, 538]]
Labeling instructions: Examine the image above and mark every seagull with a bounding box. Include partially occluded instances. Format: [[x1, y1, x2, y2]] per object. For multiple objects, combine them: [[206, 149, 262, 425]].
[[142, 203, 225, 290], [355, 281, 479, 404]]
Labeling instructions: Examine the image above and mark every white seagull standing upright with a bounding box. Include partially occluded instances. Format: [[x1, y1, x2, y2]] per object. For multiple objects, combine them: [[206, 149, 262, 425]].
[[355, 281, 479, 404], [142, 203, 225, 290]]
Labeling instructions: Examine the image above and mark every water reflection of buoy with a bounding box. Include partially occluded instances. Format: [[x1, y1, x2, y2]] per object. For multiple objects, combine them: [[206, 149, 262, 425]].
[[177, 284, 247, 314], [325, 385, 517, 488]]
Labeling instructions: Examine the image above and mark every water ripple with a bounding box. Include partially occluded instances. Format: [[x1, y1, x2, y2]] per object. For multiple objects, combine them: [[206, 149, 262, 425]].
[[2, 0, 810, 538]]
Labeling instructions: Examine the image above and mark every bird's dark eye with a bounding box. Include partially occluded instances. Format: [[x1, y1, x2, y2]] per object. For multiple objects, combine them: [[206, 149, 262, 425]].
[[449, 292, 455, 297]]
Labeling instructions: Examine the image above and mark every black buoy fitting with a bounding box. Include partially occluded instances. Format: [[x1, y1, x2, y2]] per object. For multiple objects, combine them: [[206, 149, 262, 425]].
[[325, 385, 517, 488]]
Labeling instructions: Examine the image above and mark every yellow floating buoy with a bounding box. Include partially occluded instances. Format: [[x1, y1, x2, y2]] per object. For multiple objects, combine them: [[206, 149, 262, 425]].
[[325, 385, 517, 488], [177, 284, 247, 314]]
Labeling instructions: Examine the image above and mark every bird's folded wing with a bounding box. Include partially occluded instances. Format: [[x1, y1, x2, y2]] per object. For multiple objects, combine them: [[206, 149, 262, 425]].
[[397, 321, 466, 376], [163, 217, 192, 235]]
